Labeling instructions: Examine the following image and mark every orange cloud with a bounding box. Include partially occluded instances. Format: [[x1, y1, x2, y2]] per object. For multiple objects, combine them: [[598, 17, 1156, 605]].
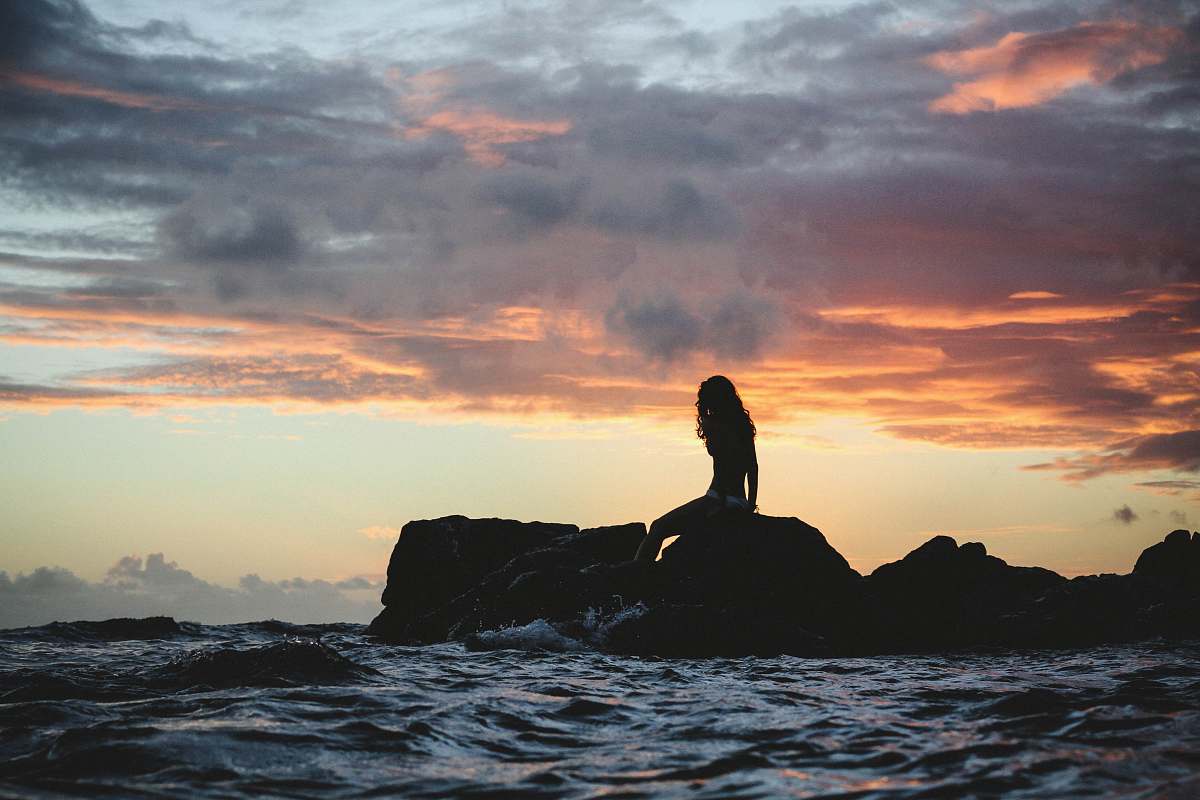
[[925, 21, 1183, 113], [1008, 291, 1063, 300], [0, 70, 203, 111], [406, 109, 571, 167], [394, 68, 571, 167], [3, 279, 1199, 472], [816, 300, 1126, 329]]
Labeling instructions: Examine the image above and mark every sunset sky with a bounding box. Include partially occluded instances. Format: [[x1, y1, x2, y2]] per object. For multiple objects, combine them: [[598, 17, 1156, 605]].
[[2, 0, 1198, 625]]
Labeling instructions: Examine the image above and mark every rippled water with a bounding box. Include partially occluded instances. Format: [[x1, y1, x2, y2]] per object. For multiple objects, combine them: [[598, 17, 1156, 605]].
[[1, 619, 1198, 798]]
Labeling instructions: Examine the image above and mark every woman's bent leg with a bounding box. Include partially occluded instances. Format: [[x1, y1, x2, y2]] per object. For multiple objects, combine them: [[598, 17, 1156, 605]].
[[634, 526, 667, 563], [635, 496, 713, 562]]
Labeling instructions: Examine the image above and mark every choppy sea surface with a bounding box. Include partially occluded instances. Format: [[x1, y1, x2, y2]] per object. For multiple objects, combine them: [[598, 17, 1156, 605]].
[[1, 618, 1198, 799]]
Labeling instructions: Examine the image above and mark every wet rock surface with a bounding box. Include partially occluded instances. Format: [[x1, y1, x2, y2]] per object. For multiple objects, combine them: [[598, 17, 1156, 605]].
[[367, 516, 1200, 656]]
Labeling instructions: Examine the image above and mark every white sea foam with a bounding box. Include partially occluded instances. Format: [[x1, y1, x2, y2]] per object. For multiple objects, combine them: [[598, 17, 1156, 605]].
[[581, 602, 648, 644], [469, 603, 650, 653], [468, 619, 587, 652]]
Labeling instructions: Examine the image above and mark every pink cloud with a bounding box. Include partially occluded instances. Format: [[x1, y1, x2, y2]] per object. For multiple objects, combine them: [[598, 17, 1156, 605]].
[[0, 70, 204, 111], [925, 21, 1184, 113], [393, 68, 571, 167]]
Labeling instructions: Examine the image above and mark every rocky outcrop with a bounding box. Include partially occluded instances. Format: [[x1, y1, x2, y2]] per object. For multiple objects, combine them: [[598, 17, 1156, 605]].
[[1134, 529, 1200, 587], [366, 517, 1200, 657], [368, 517, 644, 644], [608, 513, 862, 656], [858, 535, 1066, 653], [992, 528, 1200, 649]]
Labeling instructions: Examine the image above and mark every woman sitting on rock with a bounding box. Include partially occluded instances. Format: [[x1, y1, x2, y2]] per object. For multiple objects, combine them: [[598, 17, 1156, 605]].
[[635, 375, 758, 562]]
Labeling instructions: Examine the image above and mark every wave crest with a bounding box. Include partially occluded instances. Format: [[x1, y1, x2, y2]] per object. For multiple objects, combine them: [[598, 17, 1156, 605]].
[[154, 638, 380, 689]]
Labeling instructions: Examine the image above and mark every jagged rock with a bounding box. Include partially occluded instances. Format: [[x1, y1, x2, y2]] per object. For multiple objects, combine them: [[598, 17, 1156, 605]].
[[655, 512, 860, 603], [367, 517, 644, 642], [604, 603, 831, 658], [861, 536, 1066, 652], [993, 572, 1185, 648], [367, 515, 1200, 656], [1134, 529, 1200, 589], [607, 512, 863, 655], [378, 516, 574, 609]]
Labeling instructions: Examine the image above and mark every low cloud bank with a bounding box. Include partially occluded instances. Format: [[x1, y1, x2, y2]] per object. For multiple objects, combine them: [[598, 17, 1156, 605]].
[[0, 553, 381, 629]]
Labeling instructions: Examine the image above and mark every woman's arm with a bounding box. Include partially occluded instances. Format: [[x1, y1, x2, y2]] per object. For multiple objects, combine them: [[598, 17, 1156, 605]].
[[747, 440, 759, 511]]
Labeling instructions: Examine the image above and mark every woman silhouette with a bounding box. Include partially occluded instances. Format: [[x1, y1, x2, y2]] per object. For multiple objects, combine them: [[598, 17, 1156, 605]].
[[635, 375, 758, 562]]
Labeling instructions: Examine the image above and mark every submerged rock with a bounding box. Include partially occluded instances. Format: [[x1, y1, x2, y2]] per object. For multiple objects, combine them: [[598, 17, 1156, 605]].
[[367, 518, 1200, 656]]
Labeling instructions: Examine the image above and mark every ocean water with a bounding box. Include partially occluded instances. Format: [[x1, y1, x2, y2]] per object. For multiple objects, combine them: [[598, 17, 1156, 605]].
[[1, 618, 1198, 799]]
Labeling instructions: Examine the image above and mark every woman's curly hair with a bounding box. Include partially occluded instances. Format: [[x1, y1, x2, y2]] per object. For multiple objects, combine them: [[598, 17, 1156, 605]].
[[695, 375, 755, 444]]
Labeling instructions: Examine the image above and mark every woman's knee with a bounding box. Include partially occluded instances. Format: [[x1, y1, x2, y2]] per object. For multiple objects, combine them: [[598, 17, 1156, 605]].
[[636, 527, 666, 560]]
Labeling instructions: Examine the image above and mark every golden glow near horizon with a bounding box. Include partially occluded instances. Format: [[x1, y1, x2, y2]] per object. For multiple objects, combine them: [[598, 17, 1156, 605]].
[[1, 1, 1197, 617]]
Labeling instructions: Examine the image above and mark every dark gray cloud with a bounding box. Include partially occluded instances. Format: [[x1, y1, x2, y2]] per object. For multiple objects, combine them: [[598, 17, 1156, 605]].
[[162, 203, 304, 267], [1120, 430, 1200, 471], [1027, 430, 1200, 481], [591, 179, 736, 239], [1169, 509, 1189, 526], [539, 67, 830, 169], [1112, 504, 1138, 524], [478, 173, 587, 230], [0, 0, 96, 68], [706, 291, 777, 359], [735, 1, 902, 68], [587, 122, 737, 165], [157, 192, 351, 300], [0, 553, 379, 628], [7, 0, 1191, 313], [0, 0, 397, 216], [605, 289, 779, 362], [606, 291, 703, 361]]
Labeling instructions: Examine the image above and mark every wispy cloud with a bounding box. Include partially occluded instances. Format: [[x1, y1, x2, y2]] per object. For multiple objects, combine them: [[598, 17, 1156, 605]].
[[358, 525, 399, 541], [0, 70, 206, 111], [1026, 430, 1200, 482], [1136, 480, 1200, 495]]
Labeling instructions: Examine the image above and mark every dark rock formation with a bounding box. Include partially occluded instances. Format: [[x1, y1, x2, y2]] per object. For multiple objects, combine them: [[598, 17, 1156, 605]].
[[607, 513, 862, 656], [1134, 529, 1200, 587], [367, 517, 1200, 657], [859, 536, 1066, 653], [368, 517, 644, 644]]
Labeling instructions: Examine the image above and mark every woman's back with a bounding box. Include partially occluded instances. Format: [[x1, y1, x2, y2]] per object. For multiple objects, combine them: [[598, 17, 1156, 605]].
[[705, 417, 753, 496]]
